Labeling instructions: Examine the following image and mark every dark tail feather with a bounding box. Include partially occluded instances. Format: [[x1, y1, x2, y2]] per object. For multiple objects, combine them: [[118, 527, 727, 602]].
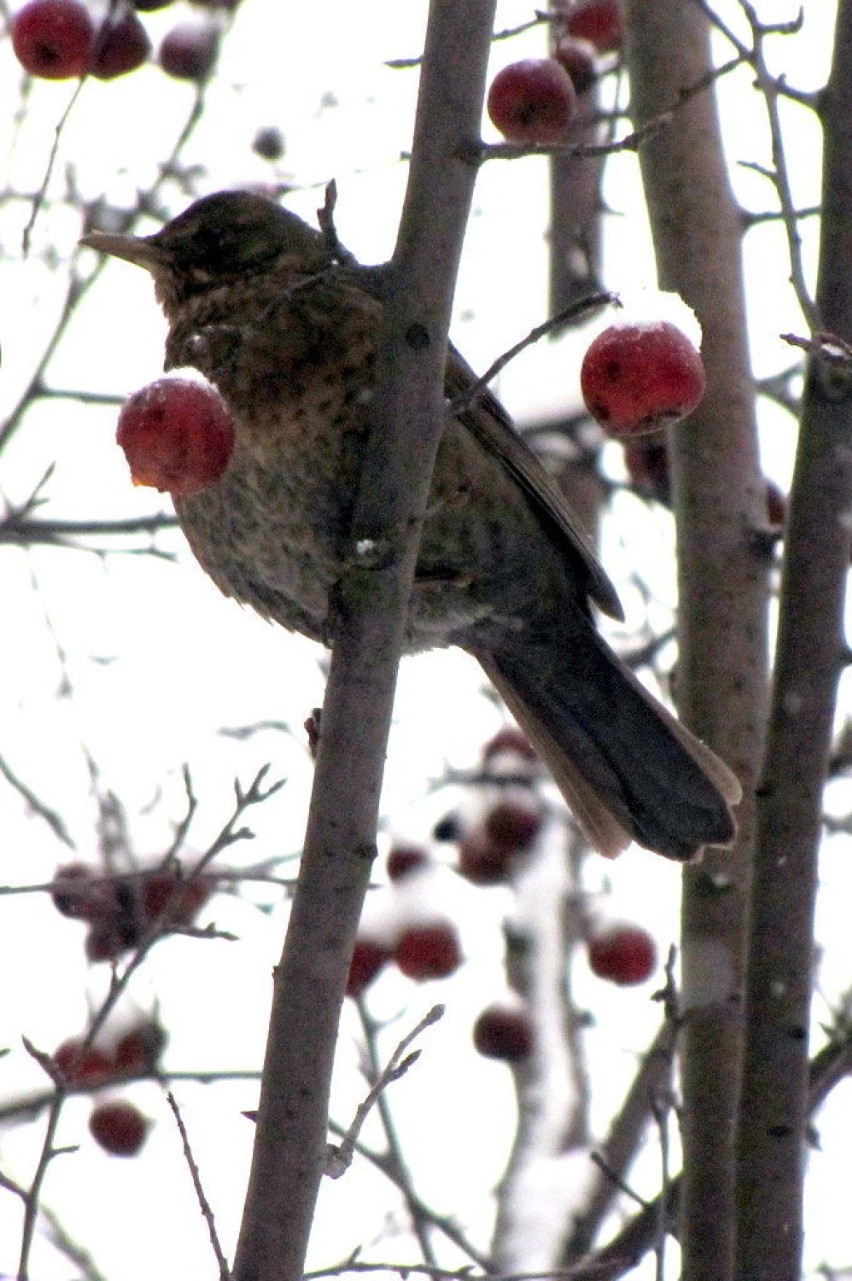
[[471, 628, 741, 861]]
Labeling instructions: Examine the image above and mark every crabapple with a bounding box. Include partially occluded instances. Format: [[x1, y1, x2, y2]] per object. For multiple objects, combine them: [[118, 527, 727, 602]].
[[483, 800, 542, 854], [457, 832, 512, 886], [395, 923, 462, 980], [11, 0, 95, 79], [473, 1004, 534, 1061], [158, 21, 219, 81], [581, 320, 707, 437], [53, 1039, 114, 1085], [386, 845, 429, 882], [487, 59, 577, 145], [561, 0, 623, 52], [140, 871, 210, 926], [89, 1099, 150, 1156], [346, 939, 392, 996], [91, 10, 151, 79], [553, 36, 598, 96], [587, 923, 657, 985], [116, 376, 234, 496], [114, 1020, 168, 1074], [50, 863, 112, 920]]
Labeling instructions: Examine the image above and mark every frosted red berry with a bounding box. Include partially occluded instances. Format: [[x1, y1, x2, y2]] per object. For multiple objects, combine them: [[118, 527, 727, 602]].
[[395, 923, 462, 981], [473, 1005, 534, 1061], [11, 0, 95, 79], [51, 863, 110, 920], [89, 1100, 150, 1156], [53, 1039, 114, 1085], [587, 923, 657, 985], [114, 1020, 168, 1073], [457, 832, 512, 886], [487, 59, 577, 145], [116, 377, 234, 496], [581, 320, 707, 437], [140, 872, 210, 926], [562, 0, 623, 53], [483, 801, 541, 854]]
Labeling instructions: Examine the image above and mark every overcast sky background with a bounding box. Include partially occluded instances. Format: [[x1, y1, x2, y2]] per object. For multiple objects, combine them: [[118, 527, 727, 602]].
[[1, 2, 850, 1278]]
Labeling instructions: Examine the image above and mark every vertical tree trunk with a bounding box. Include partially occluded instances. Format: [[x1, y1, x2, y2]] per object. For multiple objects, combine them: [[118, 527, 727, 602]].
[[735, 4, 852, 1275], [622, 3, 768, 1277]]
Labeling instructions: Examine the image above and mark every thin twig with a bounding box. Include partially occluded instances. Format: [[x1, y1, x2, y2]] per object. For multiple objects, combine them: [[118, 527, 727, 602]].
[[166, 1092, 231, 1281], [326, 1006, 444, 1178]]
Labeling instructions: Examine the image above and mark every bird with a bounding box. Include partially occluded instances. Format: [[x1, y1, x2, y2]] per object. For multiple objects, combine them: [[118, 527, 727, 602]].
[[80, 189, 741, 861]]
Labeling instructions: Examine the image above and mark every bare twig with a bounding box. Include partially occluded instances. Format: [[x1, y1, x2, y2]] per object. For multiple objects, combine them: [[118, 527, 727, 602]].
[[326, 1005, 443, 1179], [166, 1092, 231, 1281]]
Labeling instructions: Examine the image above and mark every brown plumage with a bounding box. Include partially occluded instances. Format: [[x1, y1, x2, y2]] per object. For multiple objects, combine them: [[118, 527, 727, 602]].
[[81, 190, 741, 860]]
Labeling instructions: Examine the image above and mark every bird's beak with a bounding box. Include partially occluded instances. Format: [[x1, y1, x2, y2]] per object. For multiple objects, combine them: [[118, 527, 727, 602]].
[[79, 230, 166, 272]]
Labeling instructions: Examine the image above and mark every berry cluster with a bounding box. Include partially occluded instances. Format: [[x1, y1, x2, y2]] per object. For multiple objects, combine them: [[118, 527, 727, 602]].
[[486, 1, 621, 146], [51, 860, 210, 961], [52, 1018, 165, 1155], [346, 724, 661, 1067], [10, 0, 233, 84]]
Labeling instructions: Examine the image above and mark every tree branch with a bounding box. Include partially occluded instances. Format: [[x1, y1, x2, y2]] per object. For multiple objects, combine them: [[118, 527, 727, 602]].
[[230, 5, 497, 1280]]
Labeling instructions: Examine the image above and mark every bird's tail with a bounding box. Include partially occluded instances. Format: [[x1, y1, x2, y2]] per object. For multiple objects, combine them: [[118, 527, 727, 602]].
[[470, 625, 741, 861]]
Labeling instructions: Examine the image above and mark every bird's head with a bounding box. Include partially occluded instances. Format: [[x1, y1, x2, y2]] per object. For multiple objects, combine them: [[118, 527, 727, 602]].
[[80, 190, 330, 316]]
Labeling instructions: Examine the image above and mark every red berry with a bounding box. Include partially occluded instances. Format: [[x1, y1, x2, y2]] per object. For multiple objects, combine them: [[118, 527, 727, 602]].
[[85, 901, 142, 960], [11, 0, 95, 79], [482, 727, 537, 763], [86, 920, 129, 962], [457, 832, 512, 885], [458, 835, 509, 885], [50, 863, 113, 920], [141, 872, 210, 926], [561, 0, 623, 53], [587, 923, 657, 985], [386, 845, 429, 882], [89, 1099, 149, 1156], [483, 801, 541, 854], [116, 377, 234, 496], [581, 321, 707, 437], [395, 923, 462, 981], [114, 1020, 168, 1074], [487, 59, 577, 145], [473, 1005, 534, 1061], [346, 939, 392, 996], [158, 21, 219, 81], [91, 11, 151, 79], [623, 438, 671, 504], [553, 37, 599, 96], [53, 1039, 114, 1085]]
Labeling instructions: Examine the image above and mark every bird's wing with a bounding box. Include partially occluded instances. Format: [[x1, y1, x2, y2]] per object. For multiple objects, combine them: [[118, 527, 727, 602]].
[[445, 344, 624, 621]]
